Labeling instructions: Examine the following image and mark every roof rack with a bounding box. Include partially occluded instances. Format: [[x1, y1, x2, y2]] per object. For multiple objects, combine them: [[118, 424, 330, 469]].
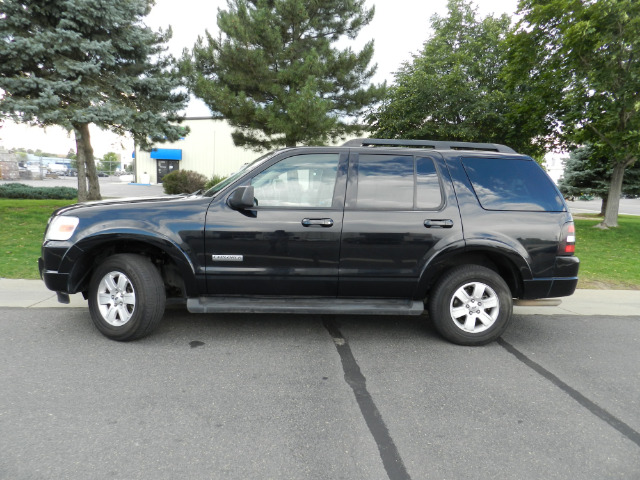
[[342, 138, 516, 154]]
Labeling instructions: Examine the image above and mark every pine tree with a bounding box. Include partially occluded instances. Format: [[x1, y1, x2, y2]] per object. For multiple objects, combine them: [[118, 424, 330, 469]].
[[0, 0, 188, 201], [183, 0, 385, 150], [558, 145, 640, 215]]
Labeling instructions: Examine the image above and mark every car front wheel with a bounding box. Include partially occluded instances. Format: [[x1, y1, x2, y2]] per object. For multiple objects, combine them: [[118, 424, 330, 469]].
[[428, 265, 513, 346], [88, 254, 166, 341]]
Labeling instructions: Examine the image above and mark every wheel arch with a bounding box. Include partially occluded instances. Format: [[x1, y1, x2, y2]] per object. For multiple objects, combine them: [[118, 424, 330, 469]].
[[61, 232, 198, 298], [418, 244, 532, 300]]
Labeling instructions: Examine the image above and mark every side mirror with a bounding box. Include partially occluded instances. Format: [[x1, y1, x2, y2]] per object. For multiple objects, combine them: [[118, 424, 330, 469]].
[[228, 185, 255, 210]]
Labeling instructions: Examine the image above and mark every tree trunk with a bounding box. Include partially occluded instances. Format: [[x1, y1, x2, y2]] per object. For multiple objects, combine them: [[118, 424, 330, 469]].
[[73, 123, 102, 201], [73, 125, 88, 202], [599, 161, 630, 228], [599, 195, 608, 216]]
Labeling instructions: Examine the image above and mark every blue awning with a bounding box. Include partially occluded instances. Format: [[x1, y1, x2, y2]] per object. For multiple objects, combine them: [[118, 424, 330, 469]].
[[150, 148, 182, 160]]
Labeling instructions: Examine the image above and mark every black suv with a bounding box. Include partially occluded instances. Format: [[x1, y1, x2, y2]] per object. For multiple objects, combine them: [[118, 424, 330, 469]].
[[39, 139, 579, 345]]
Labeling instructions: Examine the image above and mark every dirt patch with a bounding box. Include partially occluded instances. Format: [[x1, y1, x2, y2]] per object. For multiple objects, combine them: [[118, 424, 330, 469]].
[[578, 278, 640, 290]]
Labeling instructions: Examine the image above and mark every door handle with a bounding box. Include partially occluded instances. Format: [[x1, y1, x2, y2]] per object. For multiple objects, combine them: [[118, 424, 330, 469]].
[[424, 219, 454, 228], [302, 218, 334, 227]]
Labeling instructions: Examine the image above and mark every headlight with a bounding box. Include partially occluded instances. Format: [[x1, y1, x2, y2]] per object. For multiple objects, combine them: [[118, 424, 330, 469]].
[[45, 216, 80, 241]]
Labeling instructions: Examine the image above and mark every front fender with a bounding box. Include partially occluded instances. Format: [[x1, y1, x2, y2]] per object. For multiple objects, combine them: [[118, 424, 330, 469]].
[[60, 229, 200, 296]]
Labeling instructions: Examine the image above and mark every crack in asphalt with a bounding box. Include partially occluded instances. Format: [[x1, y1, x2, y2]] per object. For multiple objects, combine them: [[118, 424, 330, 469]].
[[323, 318, 412, 480], [497, 338, 640, 449]]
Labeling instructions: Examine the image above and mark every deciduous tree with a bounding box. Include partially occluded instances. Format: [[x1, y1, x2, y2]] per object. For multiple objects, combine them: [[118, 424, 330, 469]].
[[511, 0, 640, 227], [98, 152, 120, 175], [368, 0, 548, 159]]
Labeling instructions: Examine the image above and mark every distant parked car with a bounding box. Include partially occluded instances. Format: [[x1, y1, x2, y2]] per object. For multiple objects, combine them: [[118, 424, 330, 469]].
[[97, 171, 109, 177], [48, 163, 68, 175]]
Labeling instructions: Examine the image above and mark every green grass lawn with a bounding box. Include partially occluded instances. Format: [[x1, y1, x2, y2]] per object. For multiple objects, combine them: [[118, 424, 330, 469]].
[[574, 215, 640, 289], [0, 199, 75, 279], [1, 199, 639, 289]]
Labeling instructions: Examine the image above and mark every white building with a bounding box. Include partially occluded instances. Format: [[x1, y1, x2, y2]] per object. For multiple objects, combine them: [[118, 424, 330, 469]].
[[133, 117, 259, 184], [543, 152, 566, 185]]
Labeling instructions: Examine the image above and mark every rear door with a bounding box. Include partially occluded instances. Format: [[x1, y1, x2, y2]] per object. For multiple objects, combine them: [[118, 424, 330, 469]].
[[339, 151, 463, 298]]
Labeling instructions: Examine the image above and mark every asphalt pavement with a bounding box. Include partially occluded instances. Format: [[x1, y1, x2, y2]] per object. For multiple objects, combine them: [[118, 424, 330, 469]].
[[1, 305, 639, 479], [565, 197, 640, 216]]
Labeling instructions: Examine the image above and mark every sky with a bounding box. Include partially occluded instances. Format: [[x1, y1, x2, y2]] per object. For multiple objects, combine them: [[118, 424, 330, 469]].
[[0, 0, 519, 159]]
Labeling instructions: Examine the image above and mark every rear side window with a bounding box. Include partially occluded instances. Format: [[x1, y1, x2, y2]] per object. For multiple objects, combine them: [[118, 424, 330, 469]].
[[356, 155, 414, 209], [354, 154, 443, 210], [462, 157, 565, 212]]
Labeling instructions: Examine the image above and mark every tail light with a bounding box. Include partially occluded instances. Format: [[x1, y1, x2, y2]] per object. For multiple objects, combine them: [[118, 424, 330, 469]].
[[558, 222, 576, 255]]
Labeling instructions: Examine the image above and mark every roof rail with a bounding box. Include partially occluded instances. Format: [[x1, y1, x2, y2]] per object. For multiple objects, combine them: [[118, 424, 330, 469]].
[[342, 138, 516, 154]]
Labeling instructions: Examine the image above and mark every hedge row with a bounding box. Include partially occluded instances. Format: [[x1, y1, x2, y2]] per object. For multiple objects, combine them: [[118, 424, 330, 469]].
[[0, 183, 78, 200]]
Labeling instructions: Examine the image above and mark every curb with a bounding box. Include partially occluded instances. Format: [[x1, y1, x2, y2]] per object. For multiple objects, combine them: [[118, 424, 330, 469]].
[[1, 278, 639, 316]]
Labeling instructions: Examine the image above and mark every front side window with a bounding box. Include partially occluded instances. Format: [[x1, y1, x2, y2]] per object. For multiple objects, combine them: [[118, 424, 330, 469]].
[[250, 154, 339, 208], [205, 150, 280, 198]]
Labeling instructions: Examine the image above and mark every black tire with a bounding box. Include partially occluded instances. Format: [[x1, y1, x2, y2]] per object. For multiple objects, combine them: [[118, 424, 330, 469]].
[[88, 254, 166, 341], [428, 265, 513, 346]]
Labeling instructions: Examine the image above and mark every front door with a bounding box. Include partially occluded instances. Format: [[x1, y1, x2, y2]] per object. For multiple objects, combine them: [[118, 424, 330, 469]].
[[204, 151, 348, 296], [157, 160, 179, 182]]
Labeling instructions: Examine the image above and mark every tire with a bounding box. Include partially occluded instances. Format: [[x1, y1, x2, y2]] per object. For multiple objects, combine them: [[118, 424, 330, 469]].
[[88, 254, 166, 341], [428, 265, 513, 346]]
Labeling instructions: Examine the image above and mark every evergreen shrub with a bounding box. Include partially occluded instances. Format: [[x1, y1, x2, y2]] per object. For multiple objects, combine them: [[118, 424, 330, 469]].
[[0, 183, 77, 200], [204, 174, 228, 191], [162, 170, 207, 195]]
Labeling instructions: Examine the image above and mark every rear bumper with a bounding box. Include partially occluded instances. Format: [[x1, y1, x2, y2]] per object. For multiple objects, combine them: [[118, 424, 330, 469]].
[[521, 256, 580, 299]]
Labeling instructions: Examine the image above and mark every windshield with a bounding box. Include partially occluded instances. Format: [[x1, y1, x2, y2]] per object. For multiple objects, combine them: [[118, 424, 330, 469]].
[[203, 150, 281, 198]]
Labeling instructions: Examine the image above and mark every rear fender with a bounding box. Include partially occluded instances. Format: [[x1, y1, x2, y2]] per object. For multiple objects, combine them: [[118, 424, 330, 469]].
[[417, 240, 532, 299]]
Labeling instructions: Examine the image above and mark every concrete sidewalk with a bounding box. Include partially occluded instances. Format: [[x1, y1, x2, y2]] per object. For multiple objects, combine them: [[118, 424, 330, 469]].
[[1, 278, 638, 316]]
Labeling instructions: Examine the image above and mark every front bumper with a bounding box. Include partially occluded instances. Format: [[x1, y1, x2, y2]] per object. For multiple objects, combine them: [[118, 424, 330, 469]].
[[39, 256, 71, 293], [39, 240, 86, 294]]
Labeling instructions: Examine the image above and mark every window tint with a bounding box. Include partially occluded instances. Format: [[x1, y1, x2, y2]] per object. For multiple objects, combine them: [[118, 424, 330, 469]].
[[416, 157, 443, 209], [462, 157, 565, 211], [353, 155, 443, 210], [251, 154, 339, 207], [356, 155, 414, 209]]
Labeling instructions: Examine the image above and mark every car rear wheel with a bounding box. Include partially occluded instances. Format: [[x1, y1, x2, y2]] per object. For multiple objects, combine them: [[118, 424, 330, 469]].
[[88, 254, 166, 341], [428, 265, 513, 346]]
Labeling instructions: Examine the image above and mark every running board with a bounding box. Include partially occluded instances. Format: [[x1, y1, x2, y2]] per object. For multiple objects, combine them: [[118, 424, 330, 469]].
[[187, 297, 424, 316], [514, 299, 562, 307]]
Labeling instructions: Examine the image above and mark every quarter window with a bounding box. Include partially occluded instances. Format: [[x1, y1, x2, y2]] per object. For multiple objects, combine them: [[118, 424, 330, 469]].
[[416, 157, 443, 209], [462, 157, 565, 211]]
